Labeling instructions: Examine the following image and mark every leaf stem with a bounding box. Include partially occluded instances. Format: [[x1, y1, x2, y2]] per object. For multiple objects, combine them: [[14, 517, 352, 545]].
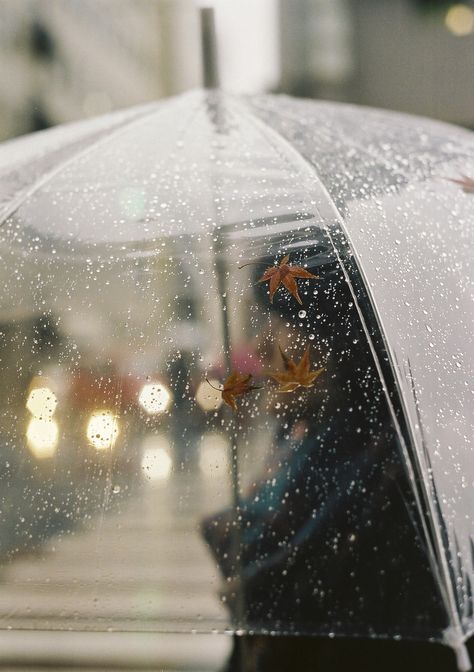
[[238, 261, 272, 270], [205, 377, 223, 392]]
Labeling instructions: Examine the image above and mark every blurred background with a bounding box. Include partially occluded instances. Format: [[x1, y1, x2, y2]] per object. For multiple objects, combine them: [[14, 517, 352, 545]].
[[0, 0, 474, 144], [0, 1, 473, 670]]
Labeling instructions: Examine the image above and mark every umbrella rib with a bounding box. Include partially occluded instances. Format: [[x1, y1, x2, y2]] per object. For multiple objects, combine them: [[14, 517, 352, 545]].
[[253, 100, 472, 186], [0, 92, 205, 229]]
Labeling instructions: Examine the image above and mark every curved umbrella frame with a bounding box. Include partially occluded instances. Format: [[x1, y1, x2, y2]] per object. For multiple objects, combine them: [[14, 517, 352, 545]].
[[0, 90, 472, 670]]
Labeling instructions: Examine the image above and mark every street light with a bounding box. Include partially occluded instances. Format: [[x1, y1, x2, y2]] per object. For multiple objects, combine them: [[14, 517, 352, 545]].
[[138, 382, 172, 414], [86, 410, 120, 451]]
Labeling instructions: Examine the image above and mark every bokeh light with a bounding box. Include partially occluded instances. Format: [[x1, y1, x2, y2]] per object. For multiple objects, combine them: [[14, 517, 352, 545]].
[[195, 379, 223, 412], [26, 386, 57, 419], [26, 418, 59, 459], [86, 410, 120, 451], [141, 434, 173, 481], [445, 4, 474, 36], [138, 382, 172, 414]]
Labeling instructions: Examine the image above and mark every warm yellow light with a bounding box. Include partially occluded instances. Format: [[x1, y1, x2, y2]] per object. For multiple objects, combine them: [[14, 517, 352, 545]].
[[86, 410, 119, 450], [141, 435, 173, 480], [199, 432, 229, 477], [195, 379, 223, 412], [141, 447, 172, 480], [445, 4, 474, 36], [138, 382, 172, 414], [26, 386, 57, 419], [26, 418, 59, 459]]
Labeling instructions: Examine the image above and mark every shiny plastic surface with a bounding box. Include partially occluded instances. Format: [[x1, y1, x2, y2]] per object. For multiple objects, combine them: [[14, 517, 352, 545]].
[[0, 91, 472, 646]]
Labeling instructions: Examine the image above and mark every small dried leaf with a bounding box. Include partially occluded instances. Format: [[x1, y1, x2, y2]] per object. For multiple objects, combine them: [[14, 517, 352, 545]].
[[257, 255, 318, 305], [268, 344, 324, 393], [208, 371, 261, 411], [448, 175, 474, 194]]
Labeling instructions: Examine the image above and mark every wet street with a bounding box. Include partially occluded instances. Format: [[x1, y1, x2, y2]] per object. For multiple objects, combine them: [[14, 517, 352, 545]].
[[0, 455, 232, 670]]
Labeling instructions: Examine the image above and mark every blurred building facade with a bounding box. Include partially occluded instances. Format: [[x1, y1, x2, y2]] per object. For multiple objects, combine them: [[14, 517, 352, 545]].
[[279, 0, 474, 128], [0, 0, 473, 141], [0, 0, 201, 141], [278, 0, 355, 101]]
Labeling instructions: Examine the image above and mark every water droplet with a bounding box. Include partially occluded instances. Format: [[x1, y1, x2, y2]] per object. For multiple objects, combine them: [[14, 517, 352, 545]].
[[298, 310, 307, 319], [308, 333, 315, 340], [112, 485, 121, 494]]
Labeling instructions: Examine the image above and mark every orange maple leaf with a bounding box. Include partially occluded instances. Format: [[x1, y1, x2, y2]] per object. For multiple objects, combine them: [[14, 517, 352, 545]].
[[447, 175, 474, 194], [268, 344, 324, 393], [239, 255, 318, 305], [258, 255, 318, 305], [206, 371, 261, 411]]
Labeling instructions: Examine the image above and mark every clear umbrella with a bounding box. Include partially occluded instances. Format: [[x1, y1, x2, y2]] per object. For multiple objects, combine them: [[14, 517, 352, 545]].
[[0, 89, 472, 670]]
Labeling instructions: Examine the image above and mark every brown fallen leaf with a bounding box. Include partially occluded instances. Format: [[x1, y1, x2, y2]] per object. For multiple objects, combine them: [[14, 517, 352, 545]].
[[240, 254, 318, 305], [269, 344, 324, 393], [206, 371, 261, 411], [447, 175, 474, 194]]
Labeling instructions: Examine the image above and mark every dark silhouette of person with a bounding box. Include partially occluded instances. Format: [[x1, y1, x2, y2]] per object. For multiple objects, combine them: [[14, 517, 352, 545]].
[[202, 242, 453, 671]]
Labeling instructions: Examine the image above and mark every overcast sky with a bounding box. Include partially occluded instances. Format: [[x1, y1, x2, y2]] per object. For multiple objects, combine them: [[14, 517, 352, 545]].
[[208, 0, 280, 94]]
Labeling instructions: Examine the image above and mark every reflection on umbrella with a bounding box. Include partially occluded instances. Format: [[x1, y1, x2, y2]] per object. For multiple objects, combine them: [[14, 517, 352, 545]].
[[0, 81, 472, 670]]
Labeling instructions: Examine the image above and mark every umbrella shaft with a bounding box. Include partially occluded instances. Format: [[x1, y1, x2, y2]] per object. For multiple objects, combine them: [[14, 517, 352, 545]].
[[200, 7, 220, 89]]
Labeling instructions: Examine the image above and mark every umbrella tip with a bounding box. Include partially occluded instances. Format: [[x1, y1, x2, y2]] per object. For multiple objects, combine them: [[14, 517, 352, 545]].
[[444, 626, 472, 671], [199, 6, 220, 89], [455, 645, 472, 672]]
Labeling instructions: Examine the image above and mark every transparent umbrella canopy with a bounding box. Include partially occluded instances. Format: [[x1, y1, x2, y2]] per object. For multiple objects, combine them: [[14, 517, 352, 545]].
[[0, 90, 472, 669]]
